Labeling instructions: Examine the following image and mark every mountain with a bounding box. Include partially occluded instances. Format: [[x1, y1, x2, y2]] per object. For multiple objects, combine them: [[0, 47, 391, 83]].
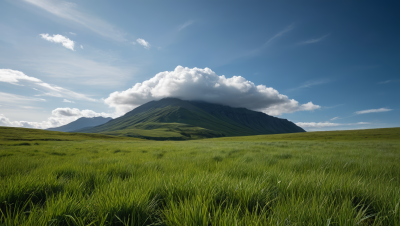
[[78, 98, 305, 140], [47, 116, 113, 132]]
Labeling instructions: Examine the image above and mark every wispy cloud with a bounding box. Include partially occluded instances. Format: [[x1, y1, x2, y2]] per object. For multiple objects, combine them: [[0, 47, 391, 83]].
[[263, 24, 294, 47], [378, 79, 399, 84], [299, 33, 330, 45], [63, 99, 74, 103], [330, 117, 340, 121], [0, 68, 41, 84], [355, 108, 392, 115], [69, 32, 76, 35], [0, 69, 96, 102], [40, 34, 75, 50], [229, 24, 294, 61], [136, 38, 151, 49], [290, 79, 330, 91], [23, 0, 125, 41], [0, 91, 46, 104], [178, 20, 194, 31], [80, 45, 83, 49], [296, 121, 370, 128]]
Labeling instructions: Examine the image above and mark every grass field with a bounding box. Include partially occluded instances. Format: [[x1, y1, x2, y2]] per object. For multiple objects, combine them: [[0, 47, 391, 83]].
[[0, 126, 399, 225]]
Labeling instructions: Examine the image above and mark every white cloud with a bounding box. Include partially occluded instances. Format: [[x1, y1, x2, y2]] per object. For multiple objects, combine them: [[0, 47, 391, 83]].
[[51, 108, 111, 118], [178, 20, 194, 31], [0, 69, 41, 84], [0, 108, 113, 129], [69, 32, 76, 35], [63, 99, 74, 103], [23, 0, 125, 41], [355, 108, 392, 114], [80, 45, 83, 49], [40, 34, 75, 50], [299, 34, 330, 45], [104, 66, 320, 116], [330, 117, 340, 121], [296, 121, 370, 128], [0, 69, 96, 102], [136, 38, 151, 49]]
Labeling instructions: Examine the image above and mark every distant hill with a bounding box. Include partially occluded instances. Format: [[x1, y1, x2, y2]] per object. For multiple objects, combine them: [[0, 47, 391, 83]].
[[47, 116, 112, 132], [78, 98, 304, 140]]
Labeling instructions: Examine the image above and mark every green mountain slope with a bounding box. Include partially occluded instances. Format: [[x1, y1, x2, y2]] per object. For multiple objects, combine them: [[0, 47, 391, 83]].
[[78, 98, 305, 139], [47, 117, 112, 132]]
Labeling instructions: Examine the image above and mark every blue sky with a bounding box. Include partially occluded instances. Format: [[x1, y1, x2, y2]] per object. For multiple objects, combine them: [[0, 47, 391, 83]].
[[0, 0, 399, 131]]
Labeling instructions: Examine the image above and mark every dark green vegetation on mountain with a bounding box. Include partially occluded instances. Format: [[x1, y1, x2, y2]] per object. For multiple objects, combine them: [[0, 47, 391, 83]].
[[79, 98, 304, 140], [1, 126, 399, 225], [47, 116, 112, 132]]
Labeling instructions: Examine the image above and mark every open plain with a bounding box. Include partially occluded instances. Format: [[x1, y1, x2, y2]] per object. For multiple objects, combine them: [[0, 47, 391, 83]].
[[1, 127, 399, 225]]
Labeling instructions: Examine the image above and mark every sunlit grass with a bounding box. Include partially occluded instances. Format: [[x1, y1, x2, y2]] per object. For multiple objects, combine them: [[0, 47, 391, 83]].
[[0, 127, 399, 225]]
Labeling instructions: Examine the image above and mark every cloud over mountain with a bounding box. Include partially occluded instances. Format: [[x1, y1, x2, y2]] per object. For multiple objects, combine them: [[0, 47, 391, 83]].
[[105, 66, 320, 116]]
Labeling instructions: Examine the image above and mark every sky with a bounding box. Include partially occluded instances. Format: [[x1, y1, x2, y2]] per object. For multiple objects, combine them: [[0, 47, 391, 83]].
[[0, 0, 399, 131]]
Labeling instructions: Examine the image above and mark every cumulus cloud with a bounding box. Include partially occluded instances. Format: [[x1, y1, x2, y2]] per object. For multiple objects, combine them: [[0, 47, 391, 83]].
[[355, 108, 392, 114], [0, 108, 113, 129], [105, 66, 320, 116], [40, 34, 75, 50], [0, 69, 96, 102], [136, 38, 150, 49], [296, 121, 370, 128]]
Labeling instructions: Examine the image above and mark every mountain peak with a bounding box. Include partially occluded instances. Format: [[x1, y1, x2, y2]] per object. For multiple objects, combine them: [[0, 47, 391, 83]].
[[79, 99, 304, 140]]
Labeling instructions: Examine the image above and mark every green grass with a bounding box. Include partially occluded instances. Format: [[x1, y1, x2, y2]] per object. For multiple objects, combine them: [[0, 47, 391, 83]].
[[99, 123, 225, 140], [0, 126, 399, 225]]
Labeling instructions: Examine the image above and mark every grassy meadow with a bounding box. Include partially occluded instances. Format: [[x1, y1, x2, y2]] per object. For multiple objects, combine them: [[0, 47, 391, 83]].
[[0, 126, 399, 225]]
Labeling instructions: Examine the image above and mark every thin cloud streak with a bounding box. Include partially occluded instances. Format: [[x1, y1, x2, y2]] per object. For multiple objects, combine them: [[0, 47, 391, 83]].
[[0, 69, 96, 102], [296, 121, 370, 128], [378, 79, 399, 84], [0, 91, 46, 104], [289, 79, 330, 91], [355, 108, 392, 114], [217, 24, 295, 66], [264, 24, 294, 46], [299, 33, 330, 45], [178, 20, 194, 31], [23, 0, 126, 41]]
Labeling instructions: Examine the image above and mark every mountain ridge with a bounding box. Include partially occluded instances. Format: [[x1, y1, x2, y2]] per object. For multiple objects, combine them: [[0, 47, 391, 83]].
[[47, 116, 112, 132], [78, 98, 304, 139]]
